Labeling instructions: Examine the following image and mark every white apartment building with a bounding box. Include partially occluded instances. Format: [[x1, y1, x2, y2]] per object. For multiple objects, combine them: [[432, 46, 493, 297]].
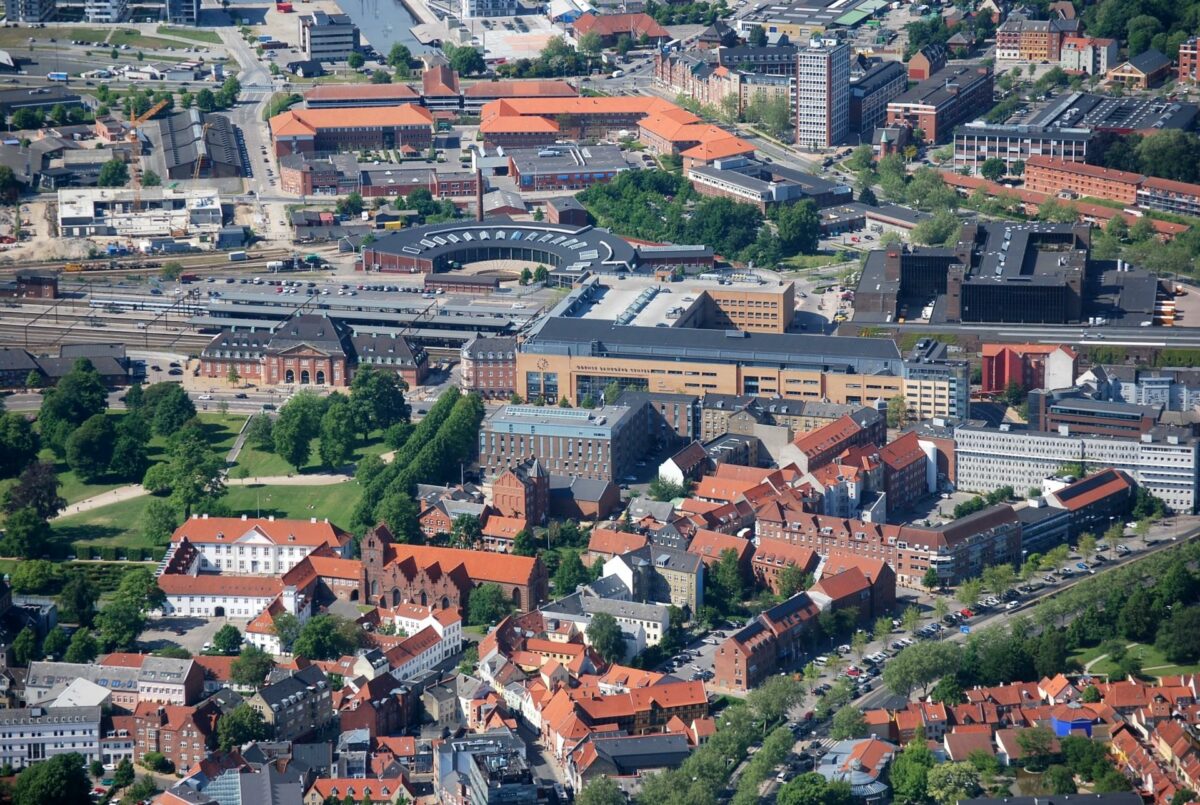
[[954, 423, 1199, 513], [299, 11, 360, 62], [795, 39, 850, 150], [0, 707, 102, 768], [460, 0, 517, 18]]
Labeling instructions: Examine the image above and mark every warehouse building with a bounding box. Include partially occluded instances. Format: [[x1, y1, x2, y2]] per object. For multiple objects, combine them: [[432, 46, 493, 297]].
[[156, 110, 242, 181]]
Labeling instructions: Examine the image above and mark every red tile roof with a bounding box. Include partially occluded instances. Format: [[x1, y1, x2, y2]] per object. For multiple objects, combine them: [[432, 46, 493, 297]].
[[587, 527, 648, 557], [383, 543, 540, 587], [170, 516, 348, 548], [572, 12, 670, 39], [811, 566, 871, 602], [686, 528, 751, 565]]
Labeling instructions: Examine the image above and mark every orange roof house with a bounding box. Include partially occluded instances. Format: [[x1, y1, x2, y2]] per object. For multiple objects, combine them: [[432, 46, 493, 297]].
[[572, 12, 670, 43]]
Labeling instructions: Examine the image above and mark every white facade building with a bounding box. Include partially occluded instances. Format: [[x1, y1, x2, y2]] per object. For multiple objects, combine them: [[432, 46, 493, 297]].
[[57, 186, 222, 238], [795, 39, 850, 149], [540, 589, 670, 660], [0, 706, 102, 768], [954, 423, 1199, 513], [168, 515, 348, 577]]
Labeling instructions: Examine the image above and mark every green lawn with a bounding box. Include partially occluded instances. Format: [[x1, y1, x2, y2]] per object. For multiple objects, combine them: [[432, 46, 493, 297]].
[[780, 253, 842, 272], [156, 25, 222, 44], [52, 494, 154, 551], [52, 479, 362, 553], [1070, 641, 1200, 679], [233, 431, 389, 477], [44, 413, 246, 506], [105, 29, 181, 50], [221, 482, 363, 527]]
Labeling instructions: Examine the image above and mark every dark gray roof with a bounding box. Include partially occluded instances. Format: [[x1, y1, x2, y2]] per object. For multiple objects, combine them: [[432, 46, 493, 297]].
[[256, 665, 329, 709], [891, 64, 991, 109], [850, 60, 906, 96], [953, 122, 1093, 142], [523, 317, 903, 374], [548, 474, 616, 502], [590, 733, 691, 772], [36, 355, 129, 379], [60, 343, 126, 360], [266, 314, 353, 356], [463, 335, 516, 359], [1014, 504, 1070, 525], [0, 347, 38, 373], [158, 110, 241, 173], [546, 196, 586, 214], [1125, 48, 1170, 75]]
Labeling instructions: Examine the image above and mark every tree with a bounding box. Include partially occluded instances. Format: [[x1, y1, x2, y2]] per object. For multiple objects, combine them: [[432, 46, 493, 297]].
[[216, 703, 271, 751], [446, 43, 485, 75], [923, 567, 940, 590], [11, 108, 44, 130], [247, 414, 274, 451], [0, 414, 38, 480], [10, 560, 56, 594], [519, 267, 532, 285], [778, 774, 853, 805], [912, 209, 963, 246], [830, 705, 867, 739], [874, 616, 893, 643], [929, 675, 965, 705], [141, 499, 179, 547], [778, 563, 811, 599], [64, 628, 98, 663], [231, 643, 275, 688], [859, 185, 878, 206], [4, 461, 62, 518], [145, 382, 196, 436], [554, 550, 588, 594], [746, 674, 804, 733], [902, 604, 922, 634], [957, 578, 984, 607], [534, 265, 550, 283], [141, 429, 224, 518], [468, 583, 516, 626], [979, 158, 1007, 182], [512, 529, 536, 557], [271, 612, 301, 653], [2, 506, 49, 559], [1157, 607, 1200, 663], [847, 145, 875, 172], [1043, 765, 1078, 795], [112, 757, 134, 789], [292, 614, 361, 660], [577, 31, 603, 55], [1078, 533, 1097, 557], [748, 25, 768, 46], [926, 762, 982, 805], [886, 395, 910, 428], [350, 366, 410, 432], [97, 159, 129, 187], [318, 397, 356, 469], [41, 626, 68, 660], [577, 776, 625, 805], [273, 390, 326, 471], [710, 548, 745, 614], [66, 413, 116, 482], [1017, 725, 1056, 771], [387, 42, 413, 70], [775, 199, 820, 255], [891, 736, 935, 804], [11, 752, 91, 805], [96, 599, 146, 652], [11, 626, 39, 666], [587, 612, 626, 663], [141, 169, 161, 187], [212, 624, 243, 655], [347, 51, 365, 68]]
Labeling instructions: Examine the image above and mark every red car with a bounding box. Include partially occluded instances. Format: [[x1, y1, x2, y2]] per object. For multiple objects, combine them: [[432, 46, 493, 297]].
[[846, 668, 862, 677], [960, 608, 974, 618]]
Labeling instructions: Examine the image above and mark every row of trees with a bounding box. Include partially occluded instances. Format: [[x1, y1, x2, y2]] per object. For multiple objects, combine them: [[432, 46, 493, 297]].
[[349, 388, 484, 540]]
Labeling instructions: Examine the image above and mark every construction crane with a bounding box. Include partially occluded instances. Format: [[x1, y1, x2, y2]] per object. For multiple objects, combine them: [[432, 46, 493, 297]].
[[127, 98, 170, 211], [191, 121, 212, 182]]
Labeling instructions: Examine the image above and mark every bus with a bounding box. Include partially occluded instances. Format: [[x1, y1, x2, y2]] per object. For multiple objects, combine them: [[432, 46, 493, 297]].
[[47, 72, 68, 82]]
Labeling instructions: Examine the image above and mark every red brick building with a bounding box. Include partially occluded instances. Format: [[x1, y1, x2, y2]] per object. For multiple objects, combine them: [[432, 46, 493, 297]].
[[880, 432, 929, 514], [1182, 37, 1200, 84], [491, 457, 549, 527], [751, 539, 819, 594], [361, 525, 549, 612], [1025, 156, 1142, 204], [199, 314, 427, 390], [886, 65, 994, 143], [907, 44, 946, 81], [269, 105, 434, 157], [686, 528, 751, 574], [132, 701, 219, 772], [714, 592, 823, 692], [460, 336, 517, 400], [792, 409, 887, 474], [336, 674, 413, 738], [981, 343, 1078, 396], [755, 505, 1021, 589], [810, 558, 897, 623]]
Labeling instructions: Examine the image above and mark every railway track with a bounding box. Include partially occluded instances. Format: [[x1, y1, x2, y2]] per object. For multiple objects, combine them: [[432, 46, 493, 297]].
[[0, 248, 302, 278]]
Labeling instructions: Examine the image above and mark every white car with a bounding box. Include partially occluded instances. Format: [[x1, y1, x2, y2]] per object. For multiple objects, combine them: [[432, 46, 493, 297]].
[[197, 394, 213, 401]]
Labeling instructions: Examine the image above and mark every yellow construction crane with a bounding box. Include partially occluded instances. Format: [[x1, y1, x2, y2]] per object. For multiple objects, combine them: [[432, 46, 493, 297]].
[[127, 98, 170, 211], [192, 121, 212, 182]]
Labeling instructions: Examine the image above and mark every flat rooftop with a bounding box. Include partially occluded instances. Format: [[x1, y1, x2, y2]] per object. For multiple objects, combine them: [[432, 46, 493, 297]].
[[507, 144, 630, 175], [1028, 92, 1199, 132], [523, 316, 903, 373], [566, 276, 788, 328]]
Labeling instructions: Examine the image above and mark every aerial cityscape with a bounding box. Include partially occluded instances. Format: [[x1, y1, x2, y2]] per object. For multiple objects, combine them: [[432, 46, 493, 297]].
[[0, 0, 1198, 802]]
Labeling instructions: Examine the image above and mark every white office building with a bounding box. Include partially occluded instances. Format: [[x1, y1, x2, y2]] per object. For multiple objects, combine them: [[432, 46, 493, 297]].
[[0, 707, 102, 768], [795, 39, 850, 149], [954, 423, 1199, 513], [84, 0, 126, 22]]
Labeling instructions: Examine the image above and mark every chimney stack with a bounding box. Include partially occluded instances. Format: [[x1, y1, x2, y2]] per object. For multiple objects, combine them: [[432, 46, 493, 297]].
[[475, 168, 484, 222]]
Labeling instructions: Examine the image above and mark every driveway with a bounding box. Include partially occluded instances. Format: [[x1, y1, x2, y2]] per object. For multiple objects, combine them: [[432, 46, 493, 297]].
[[140, 616, 246, 655]]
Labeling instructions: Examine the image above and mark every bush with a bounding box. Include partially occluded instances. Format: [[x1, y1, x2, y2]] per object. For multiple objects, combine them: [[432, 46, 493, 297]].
[[141, 751, 174, 773]]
